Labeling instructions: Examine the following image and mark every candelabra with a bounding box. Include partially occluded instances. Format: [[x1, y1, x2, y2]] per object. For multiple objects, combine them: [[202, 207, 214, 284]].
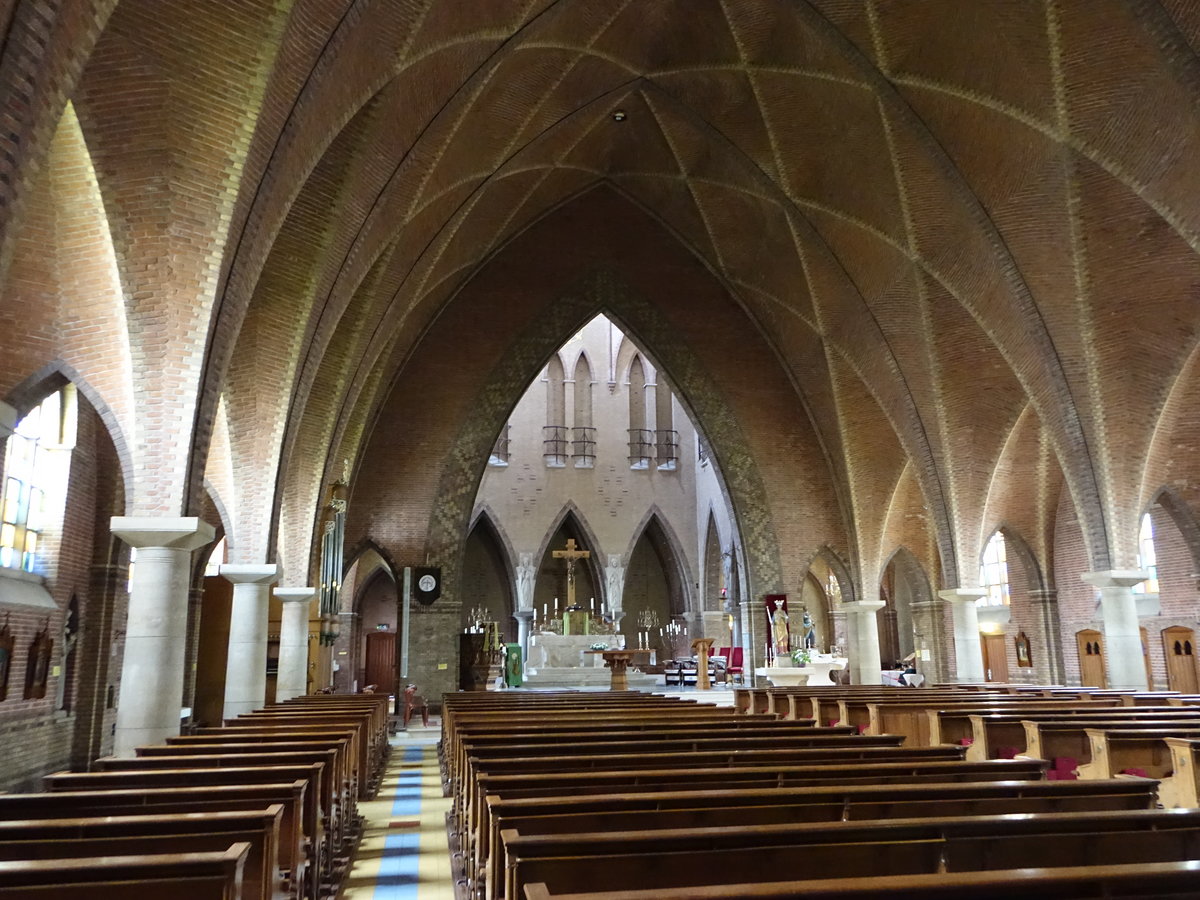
[[636, 610, 660, 650]]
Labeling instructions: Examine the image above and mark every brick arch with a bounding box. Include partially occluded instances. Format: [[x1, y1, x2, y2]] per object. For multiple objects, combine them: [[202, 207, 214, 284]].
[[801, 545, 859, 608], [7, 360, 133, 512], [423, 268, 785, 615], [1144, 487, 1200, 581], [468, 504, 518, 593]]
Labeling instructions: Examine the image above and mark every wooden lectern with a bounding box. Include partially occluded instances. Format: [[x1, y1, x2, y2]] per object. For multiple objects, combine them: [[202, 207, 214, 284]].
[[691, 637, 715, 690]]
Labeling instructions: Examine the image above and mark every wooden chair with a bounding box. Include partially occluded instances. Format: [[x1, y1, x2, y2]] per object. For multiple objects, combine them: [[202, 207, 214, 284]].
[[404, 685, 430, 727], [717, 647, 745, 685]]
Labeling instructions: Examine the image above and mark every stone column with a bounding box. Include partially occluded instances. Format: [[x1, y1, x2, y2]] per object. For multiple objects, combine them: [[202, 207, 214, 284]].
[[275, 587, 316, 702], [182, 586, 205, 716], [220, 564, 281, 718], [842, 600, 885, 685], [111, 516, 215, 757], [939, 588, 986, 683], [513, 608, 534, 661], [1082, 570, 1149, 689], [1028, 588, 1064, 685], [910, 599, 950, 685]]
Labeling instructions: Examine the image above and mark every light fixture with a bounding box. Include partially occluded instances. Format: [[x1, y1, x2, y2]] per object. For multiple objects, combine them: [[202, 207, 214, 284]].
[[612, 109, 627, 122]]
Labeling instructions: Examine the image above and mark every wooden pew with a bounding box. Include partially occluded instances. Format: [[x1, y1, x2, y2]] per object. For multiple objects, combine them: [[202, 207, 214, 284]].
[[482, 779, 1158, 900], [0, 784, 307, 899], [873, 700, 1123, 748], [467, 758, 1048, 878], [44, 766, 324, 900], [183, 728, 366, 800], [0, 807, 285, 900], [1077, 727, 1200, 780], [1159, 737, 1200, 808], [502, 808, 1200, 900], [134, 741, 356, 848], [521, 859, 1200, 900], [1021, 719, 1200, 778], [0, 844, 250, 899], [956, 708, 1200, 758]]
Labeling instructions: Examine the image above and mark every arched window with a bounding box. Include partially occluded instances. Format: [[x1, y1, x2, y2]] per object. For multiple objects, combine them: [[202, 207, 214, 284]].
[[572, 354, 594, 467], [627, 355, 650, 468], [978, 531, 1010, 606], [544, 356, 567, 466], [1133, 512, 1159, 594], [655, 382, 677, 469], [1, 386, 77, 573]]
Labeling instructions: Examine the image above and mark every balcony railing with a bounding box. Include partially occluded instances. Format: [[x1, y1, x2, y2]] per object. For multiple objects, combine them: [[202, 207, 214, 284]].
[[543, 425, 569, 466], [656, 429, 679, 467], [628, 428, 654, 468], [572, 426, 596, 466]]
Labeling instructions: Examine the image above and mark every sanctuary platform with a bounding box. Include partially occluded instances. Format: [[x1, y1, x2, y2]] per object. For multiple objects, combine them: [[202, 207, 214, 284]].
[[524, 632, 659, 689]]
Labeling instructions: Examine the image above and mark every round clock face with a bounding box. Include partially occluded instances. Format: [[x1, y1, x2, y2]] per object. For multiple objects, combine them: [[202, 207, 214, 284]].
[[418, 574, 437, 592]]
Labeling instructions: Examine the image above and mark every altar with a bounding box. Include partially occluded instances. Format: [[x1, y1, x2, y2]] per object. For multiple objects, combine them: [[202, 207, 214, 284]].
[[754, 653, 848, 686], [523, 632, 658, 689]]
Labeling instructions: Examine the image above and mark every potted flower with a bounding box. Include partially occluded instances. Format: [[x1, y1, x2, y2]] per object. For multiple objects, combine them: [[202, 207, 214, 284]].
[[790, 647, 812, 667]]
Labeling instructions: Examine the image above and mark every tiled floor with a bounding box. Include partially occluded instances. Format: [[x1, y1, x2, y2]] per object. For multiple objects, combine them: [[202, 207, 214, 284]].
[[338, 724, 454, 900]]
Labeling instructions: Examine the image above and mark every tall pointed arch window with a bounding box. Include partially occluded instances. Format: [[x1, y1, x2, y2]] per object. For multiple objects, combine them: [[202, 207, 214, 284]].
[[978, 531, 1010, 607], [1, 386, 77, 573], [655, 382, 678, 469], [572, 354, 595, 467], [1133, 513, 1159, 594], [627, 355, 651, 469], [544, 356, 567, 467]]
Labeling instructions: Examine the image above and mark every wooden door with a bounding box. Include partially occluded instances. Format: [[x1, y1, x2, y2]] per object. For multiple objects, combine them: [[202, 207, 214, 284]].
[[364, 631, 397, 695], [1163, 626, 1199, 693], [1076, 629, 1107, 688], [981, 633, 1009, 683]]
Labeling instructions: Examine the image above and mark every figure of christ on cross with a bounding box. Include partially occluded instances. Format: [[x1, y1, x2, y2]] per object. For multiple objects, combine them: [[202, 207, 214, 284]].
[[552, 538, 591, 610]]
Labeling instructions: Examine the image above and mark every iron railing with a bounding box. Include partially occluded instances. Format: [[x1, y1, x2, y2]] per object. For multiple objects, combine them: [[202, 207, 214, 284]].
[[543, 425, 569, 466]]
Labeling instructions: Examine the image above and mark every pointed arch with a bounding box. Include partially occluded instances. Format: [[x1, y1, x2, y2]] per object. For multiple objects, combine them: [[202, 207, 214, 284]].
[[623, 505, 694, 617], [7, 360, 133, 513], [703, 511, 722, 612], [463, 509, 517, 642], [989, 524, 1048, 597], [802, 545, 858, 607], [422, 268, 786, 616], [469, 504, 518, 593], [572, 351, 593, 432], [533, 502, 607, 608], [344, 537, 399, 586], [1145, 486, 1200, 580]]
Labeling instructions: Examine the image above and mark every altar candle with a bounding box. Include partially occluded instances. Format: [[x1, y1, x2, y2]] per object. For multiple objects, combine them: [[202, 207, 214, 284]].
[[590, 597, 595, 612]]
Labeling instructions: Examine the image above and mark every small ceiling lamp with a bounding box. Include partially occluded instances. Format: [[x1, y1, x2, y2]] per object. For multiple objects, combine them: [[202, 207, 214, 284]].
[[612, 109, 627, 122]]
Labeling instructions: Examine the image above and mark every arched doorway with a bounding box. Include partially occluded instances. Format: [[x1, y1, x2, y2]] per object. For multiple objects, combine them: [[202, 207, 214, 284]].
[[357, 568, 398, 695]]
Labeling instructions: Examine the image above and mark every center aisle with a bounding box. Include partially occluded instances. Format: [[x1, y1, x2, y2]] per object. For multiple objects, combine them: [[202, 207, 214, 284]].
[[338, 723, 454, 900]]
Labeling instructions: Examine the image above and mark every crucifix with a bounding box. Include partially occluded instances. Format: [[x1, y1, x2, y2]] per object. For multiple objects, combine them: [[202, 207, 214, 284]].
[[552, 538, 591, 610]]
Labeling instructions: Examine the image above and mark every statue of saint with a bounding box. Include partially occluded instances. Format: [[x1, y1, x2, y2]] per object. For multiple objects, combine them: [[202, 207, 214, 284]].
[[801, 608, 816, 649], [771, 606, 790, 656]]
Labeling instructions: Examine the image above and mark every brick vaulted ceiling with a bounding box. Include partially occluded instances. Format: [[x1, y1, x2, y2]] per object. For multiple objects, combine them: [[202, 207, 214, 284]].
[[4, 1, 1200, 594]]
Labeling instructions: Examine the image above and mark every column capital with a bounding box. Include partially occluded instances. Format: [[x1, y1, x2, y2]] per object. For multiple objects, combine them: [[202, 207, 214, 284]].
[[512, 608, 534, 620], [111, 516, 215, 550], [938, 588, 987, 604], [1081, 569, 1149, 589], [275, 586, 316, 604], [219, 563, 281, 586], [841, 600, 885, 614]]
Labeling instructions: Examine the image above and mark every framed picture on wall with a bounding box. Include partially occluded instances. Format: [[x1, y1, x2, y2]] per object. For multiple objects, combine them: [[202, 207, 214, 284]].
[[1015, 631, 1033, 668], [23, 623, 52, 701], [0, 615, 13, 701]]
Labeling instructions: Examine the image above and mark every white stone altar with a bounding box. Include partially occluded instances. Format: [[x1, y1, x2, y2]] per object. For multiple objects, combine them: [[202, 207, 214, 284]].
[[525, 631, 658, 689], [755, 653, 848, 686]]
